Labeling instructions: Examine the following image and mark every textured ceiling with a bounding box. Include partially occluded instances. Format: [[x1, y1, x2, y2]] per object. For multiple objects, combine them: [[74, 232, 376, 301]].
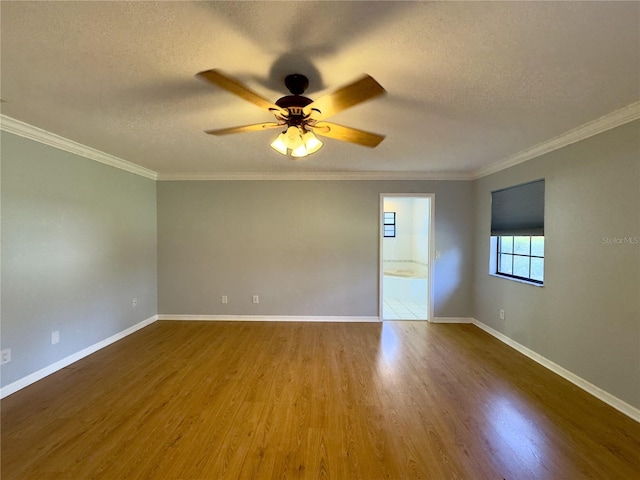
[[1, 1, 639, 178]]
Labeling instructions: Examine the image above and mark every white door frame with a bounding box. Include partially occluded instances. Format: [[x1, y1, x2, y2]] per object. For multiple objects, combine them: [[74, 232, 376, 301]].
[[379, 193, 435, 321]]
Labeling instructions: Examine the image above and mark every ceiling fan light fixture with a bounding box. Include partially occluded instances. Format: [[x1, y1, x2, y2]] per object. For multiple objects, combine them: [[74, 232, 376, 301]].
[[302, 130, 323, 154], [291, 130, 323, 158], [291, 144, 309, 158], [270, 134, 288, 155], [271, 126, 323, 158], [285, 126, 304, 149]]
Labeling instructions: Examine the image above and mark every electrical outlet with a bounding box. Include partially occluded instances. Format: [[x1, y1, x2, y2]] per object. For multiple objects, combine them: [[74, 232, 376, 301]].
[[499, 309, 505, 320], [252, 295, 259, 304], [132, 298, 138, 307], [221, 295, 228, 304], [51, 331, 60, 345], [435, 250, 441, 259], [1, 349, 11, 365]]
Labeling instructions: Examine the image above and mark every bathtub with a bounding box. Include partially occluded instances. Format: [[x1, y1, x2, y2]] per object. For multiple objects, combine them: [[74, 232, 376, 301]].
[[383, 267, 428, 303]]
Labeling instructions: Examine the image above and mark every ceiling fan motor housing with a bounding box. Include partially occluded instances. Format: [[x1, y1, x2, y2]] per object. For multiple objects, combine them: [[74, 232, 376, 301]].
[[275, 95, 314, 126], [273, 73, 315, 127]]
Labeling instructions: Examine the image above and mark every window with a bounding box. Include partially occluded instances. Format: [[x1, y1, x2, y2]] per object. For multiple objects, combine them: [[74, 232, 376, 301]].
[[491, 179, 545, 285], [383, 212, 396, 237], [497, 235, 544, 284]]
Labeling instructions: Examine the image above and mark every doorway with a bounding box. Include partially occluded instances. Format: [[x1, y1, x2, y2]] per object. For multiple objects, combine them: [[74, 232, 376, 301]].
[[380, 194, 434, 321]]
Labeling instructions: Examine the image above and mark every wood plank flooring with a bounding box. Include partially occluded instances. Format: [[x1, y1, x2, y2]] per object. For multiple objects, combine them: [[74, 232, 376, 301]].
[[2, 321, 639, 479]]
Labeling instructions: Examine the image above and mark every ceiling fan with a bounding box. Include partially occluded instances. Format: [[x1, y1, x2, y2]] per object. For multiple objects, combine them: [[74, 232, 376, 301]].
[[196, 69, 386, 158]]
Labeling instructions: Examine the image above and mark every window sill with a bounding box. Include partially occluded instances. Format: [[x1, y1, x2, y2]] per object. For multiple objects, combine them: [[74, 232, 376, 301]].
[[489, 273, 544, 287]]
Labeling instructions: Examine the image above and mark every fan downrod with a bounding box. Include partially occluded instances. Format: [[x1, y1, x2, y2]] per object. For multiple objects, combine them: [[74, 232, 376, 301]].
[[284, 74, 309, 95]]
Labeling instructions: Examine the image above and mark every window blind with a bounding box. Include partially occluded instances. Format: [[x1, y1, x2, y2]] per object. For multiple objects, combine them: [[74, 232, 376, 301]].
[[491, 179, 545, 236]]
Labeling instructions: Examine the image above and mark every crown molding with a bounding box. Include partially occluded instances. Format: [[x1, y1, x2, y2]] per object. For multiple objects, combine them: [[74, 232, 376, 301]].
[[472, 101, 640, 180], [156, 171, 474, 181], [0, 115, 469, 182], [0, 115, 158, 180], [3, 99, 638, 183]]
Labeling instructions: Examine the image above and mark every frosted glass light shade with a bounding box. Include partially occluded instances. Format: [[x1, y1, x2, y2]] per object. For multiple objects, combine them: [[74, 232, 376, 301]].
[[270, 134, 288, 155], [302, 130, 323, 154], [291, 144, 308, 158], [270, 127, 323, 157], [285, 126, 304, 149]]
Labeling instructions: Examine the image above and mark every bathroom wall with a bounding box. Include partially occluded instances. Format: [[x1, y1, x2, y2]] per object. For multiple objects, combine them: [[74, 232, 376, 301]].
[[412, 197, 431, 268], [383, 197, 414, 265], [383, 197, 430, 274]]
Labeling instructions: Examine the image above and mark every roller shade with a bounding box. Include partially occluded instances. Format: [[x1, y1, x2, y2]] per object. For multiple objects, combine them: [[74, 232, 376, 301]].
[[491, 179, 545, 235]]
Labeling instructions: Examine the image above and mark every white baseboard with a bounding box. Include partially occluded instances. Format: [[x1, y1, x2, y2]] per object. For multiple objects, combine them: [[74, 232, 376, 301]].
[[431, 317, 473, 323], [7, 314, 636, 423], [471, 318, 640, 423], [157, 314, 380, 322], [0, 315, 158, 399]]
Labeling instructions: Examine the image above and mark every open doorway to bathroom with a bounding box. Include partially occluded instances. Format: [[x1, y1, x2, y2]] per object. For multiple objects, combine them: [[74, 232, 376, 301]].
[[380, 194, 434, 320]]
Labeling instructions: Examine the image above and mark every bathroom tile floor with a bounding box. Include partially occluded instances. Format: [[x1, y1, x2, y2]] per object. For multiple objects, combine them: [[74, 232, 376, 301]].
[[383, 298, 428, 320]]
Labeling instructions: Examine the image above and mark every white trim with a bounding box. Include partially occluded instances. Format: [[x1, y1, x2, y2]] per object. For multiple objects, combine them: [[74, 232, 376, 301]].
[[3, 100, 638, 182], [488, 272, 544, 287], [3, 101, 638, 183], [380, 193, 435, 322], [4, 313, 637, 422], [471, 318, 640, 423], [0, 315, 158, 399], [0, 115, 158, 180], [156, 171, 472, 181], [472, 101, 640, 179], [156, 315, 380, 322], [431, 317, 473, 323]]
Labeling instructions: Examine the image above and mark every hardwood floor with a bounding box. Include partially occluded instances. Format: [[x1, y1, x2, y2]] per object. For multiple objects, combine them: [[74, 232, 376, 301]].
[[2, 321, 639, 479]]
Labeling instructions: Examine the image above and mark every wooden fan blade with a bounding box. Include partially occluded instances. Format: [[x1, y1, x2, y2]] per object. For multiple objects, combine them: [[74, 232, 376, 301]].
[[197, 69, 283, 113], [305, 75, 386, 121], [312, 122, 385, 147], [205, 122, 282, 136]]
